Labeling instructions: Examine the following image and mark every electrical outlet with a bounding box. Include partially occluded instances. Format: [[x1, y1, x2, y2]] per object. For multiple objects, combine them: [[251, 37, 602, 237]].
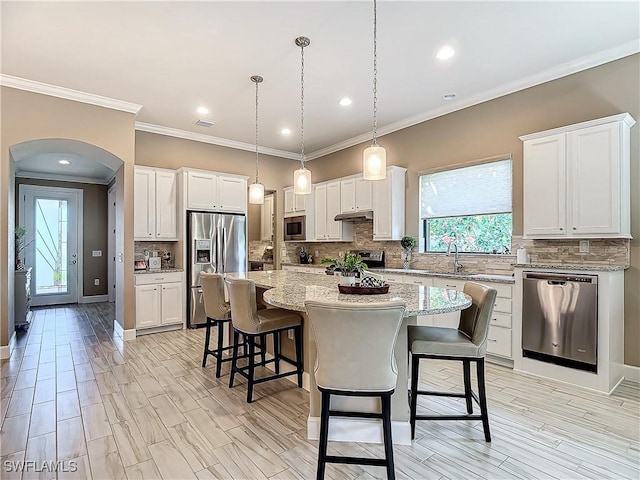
[[288, 330, 294, 340], [579, 240, 590, 253], [94, 278, 100, 286]]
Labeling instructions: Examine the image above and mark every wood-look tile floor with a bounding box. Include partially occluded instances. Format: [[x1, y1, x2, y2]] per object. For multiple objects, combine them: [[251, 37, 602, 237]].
[[1, 303, 639, 480]]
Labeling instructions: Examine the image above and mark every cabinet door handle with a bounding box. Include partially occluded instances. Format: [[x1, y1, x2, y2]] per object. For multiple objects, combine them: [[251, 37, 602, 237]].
[[572, 227, 577, 230], [559, 228, 563, 231], [488, 338, 497, 342]]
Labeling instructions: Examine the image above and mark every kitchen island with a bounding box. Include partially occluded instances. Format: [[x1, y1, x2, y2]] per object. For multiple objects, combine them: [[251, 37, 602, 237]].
[[228, 270, 472, 445]]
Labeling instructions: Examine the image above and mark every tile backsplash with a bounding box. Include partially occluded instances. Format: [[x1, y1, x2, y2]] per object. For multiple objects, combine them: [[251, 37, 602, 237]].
[[134, 241, 179, 269], [512, 236, 629, 266], [249, 240, 273, 261], [282, 220, 629, 275]]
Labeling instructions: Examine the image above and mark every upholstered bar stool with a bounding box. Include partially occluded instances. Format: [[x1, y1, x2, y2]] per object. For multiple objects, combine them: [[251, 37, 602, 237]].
[[200, 272, 234, 378], [305, 300, 406, 480], [224, 277, 304, 403], [409, 281, 497, 442]]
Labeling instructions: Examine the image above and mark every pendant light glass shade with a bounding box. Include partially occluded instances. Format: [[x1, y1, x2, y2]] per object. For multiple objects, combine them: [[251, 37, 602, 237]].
[[363, 144, 387, 180], [249, 75, 265, 204], [363, 0, 386, 180], [293, 36, 312, 194], [293, 166, 312, 195], [248, 182, 265, 205]]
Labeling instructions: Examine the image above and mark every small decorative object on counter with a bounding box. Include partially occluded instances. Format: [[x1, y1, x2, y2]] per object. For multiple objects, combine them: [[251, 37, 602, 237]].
[[400, 235, 417, 270]]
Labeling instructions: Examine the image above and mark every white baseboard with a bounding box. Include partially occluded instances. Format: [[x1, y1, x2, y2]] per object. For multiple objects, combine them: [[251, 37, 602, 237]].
[[113, 320, 137, 341], [79, 294, 109, 304], [0, 332, 17, 359], [307, 416, 411, 446], [113, 320, 123, 337], [135, 324, 182, 336], [123, 329, 137, 341], [623, 364, 640, 383]]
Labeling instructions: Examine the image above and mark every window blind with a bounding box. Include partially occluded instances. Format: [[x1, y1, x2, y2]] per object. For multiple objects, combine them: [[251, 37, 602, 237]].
[[420, 159, 512, 219]]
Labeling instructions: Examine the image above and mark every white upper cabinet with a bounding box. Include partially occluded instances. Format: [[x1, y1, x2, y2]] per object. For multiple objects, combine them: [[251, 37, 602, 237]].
[[314, 181, 353, 241], [522, 134, 567, 237], [155, 171, 178, 239], [185, 170, 247, 213], [521, 113, 634, 239], [372, 166, 406, 241], [326, 181, 342, 240], [340, 176, 373, 213], [218, 176, 247, 213], [284, 186, 307, 217], [134, 168, 155, 240], [261, 194, 274, 241], [134, 167, 177, 241]]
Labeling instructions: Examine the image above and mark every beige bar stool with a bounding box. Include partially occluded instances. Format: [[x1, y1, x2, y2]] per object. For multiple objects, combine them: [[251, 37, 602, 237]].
[[305, 300, 406, 480], [408, 281, 497, 442], [224, 277, 304, 403], [200, 272, 233, 378]]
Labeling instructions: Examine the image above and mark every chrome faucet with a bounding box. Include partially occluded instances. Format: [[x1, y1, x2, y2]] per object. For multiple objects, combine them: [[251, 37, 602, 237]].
[[446, 241, 463, 273]]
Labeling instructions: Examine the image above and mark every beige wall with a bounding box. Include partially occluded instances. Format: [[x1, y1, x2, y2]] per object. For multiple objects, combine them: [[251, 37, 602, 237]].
[[15, 178, 109, 297], [1, 87, 136, 345], [306, 54, 640, 366]]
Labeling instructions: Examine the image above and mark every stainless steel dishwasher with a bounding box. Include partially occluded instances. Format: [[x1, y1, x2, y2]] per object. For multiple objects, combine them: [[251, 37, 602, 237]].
[[522, 272, 598, 372]]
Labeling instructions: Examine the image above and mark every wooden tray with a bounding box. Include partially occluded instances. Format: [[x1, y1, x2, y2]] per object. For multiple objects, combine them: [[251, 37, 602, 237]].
[[338, 283, 390, 295]]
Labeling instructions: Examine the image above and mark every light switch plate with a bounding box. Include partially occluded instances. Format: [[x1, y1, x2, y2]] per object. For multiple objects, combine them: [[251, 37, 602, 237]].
[[579, 240, 590, 253]]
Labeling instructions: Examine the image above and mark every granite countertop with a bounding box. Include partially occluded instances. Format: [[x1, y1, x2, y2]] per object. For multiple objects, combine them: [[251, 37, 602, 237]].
[[282, 263, 515, 284], [226, 270, 472, 317], [134, 268, 184, 275], [512, 263, 629, 272], [373, 268, 515, 284]]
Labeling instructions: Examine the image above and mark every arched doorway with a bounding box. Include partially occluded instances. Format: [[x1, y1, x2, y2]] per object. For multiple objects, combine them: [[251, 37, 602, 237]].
[[10, 139, 124, 310]]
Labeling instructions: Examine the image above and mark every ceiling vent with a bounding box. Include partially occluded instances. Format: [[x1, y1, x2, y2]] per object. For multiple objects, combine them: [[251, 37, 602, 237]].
[[195, 119, 215, 127]]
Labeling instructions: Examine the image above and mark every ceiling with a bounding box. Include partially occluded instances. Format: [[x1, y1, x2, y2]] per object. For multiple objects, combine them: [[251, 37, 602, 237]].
[[2, 1, 639, 162]]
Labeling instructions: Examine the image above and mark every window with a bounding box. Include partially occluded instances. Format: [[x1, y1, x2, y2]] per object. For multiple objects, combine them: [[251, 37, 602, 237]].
[[420, 158, 512, 253]]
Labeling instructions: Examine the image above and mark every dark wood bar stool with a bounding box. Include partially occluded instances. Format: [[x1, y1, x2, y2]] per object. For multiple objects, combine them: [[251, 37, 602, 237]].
[[305, 300, 406, 480], [224, 277, 304, 403], [409, 281, 497, 442]]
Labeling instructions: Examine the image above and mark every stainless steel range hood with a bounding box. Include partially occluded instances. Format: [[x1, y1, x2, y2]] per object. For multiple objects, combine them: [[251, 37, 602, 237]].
[[334, 210, 374, 222]]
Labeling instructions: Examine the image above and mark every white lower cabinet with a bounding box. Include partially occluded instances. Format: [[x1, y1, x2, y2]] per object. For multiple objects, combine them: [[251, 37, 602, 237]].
[[135, 272, 184, 330], [431, 278, 465, 328]]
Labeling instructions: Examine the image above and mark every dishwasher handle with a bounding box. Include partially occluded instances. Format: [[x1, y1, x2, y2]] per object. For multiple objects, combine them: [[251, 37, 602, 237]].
[[523, 272, 597, 284]]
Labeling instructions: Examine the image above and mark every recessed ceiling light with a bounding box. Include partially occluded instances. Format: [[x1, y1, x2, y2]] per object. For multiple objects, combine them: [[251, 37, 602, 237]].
[[442, 93, 457, 100], [436, 45, 455, 60], [281, 128, 292, 136], [196, 106, 209, 115], [339, 98, 352, 106], [58, 160, 71, 165]]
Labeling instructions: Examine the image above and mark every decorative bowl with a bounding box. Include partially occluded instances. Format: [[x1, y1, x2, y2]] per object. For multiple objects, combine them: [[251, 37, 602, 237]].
[[338, 283, 390, 295]]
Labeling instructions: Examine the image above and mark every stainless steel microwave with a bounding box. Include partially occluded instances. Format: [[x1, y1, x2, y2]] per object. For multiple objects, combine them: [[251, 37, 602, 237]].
[[284, 215, 306, 241]]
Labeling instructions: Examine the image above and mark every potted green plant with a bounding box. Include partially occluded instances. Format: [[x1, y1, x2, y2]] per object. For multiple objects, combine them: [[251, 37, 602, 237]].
[[400, 235, 417, 269], [14, 226, 32, 271], [322, 252, 368, 286]]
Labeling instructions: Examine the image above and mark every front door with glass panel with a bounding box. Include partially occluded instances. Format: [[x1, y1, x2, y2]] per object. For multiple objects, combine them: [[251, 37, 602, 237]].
[[21, 185, 81, 306]]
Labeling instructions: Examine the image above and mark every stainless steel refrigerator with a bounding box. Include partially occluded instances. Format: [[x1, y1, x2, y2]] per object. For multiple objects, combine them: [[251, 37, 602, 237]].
[[187, 211, 246, 328]]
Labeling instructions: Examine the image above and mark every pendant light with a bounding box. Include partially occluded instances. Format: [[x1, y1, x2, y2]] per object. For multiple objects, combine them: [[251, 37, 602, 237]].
[[248, 75, 265, 205], [362, 0, 387, 180], [293, 36, 312, 195]]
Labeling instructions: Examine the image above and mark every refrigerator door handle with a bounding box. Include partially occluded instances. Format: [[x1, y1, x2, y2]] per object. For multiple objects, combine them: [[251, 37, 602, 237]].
[[222, 228, 227, 273]]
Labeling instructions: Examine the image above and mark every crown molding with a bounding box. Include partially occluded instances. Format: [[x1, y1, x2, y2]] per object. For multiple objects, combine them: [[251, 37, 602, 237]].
[[0, 74, 143, 115], [306, 40, 640, 161], [135, 122, 302, 161], [15, 170, 111, 185]]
